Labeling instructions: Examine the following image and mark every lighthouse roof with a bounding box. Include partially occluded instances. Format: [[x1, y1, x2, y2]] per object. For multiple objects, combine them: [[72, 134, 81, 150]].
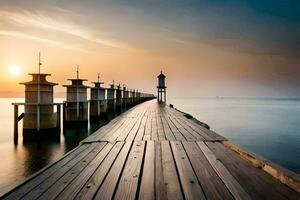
[[157, 72, 166, 79]]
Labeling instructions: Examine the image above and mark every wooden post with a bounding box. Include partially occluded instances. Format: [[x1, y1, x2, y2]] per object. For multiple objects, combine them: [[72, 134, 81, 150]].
[[57, 104, 61, 130], [14, 105, 18, 145], [37, 103, 40, 131], [63, 103, 66, 125]]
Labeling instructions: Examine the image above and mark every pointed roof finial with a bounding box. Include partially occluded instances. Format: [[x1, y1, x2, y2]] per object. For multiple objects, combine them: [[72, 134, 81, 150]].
[[98, 73, 100, 82], [76, 65, 79, 79], [38, 52, 42, 74], [158, 70, 166, 78]]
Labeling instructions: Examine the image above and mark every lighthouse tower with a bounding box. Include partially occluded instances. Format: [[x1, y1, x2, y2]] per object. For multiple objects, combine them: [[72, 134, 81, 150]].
[[157, 71, 167, 103]]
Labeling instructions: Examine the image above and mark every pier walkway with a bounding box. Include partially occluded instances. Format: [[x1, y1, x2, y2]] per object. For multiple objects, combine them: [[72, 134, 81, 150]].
[[2, 100, 300, 200]]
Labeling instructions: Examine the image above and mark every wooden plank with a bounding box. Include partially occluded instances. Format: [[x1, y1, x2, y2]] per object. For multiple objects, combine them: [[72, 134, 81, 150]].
[[155, 141, 166, 200], [183, 142, 234, 200], [89, 117, 128, 142], [114, 141, 146, 199], [125, 112, 145, 141], [21, 143, 105, 200], [151, 112, 158, 141], [156, 114, 166, 141], [56, 142, 124, 200], [143, 116, 152, 140], [84, 141, 133, 200], [207, 142, 300, 200], [135, 116, 147, 141], [161, 141, 184, 200], [161, 116, 176, 140], [139, 141, 155, 200], [73, 142, 125, 200], [197, 141, 251, 200], [82, 116, 127, 143], [104, 117, 135, 141], [143, 135, 151, 140], [165, 116, 190, 141], [171, 116, 205, 141], [179, 116, 214, 141], [179, 116, 226, 141], [117, 113, 143, 141], [41, 142, 114, 199], [170, 141, 206, 200], [2, 144, 91, 200]]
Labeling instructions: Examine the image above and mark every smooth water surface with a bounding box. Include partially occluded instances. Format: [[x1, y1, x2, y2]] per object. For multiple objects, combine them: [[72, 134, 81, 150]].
[[170, 97, 300, 175], [0, 98, 110, 195]]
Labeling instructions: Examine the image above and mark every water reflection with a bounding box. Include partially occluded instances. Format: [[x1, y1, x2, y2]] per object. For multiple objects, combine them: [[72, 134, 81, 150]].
[[63, 125, 88, 151], [22, 139, 62, 177], [0, 97, 131, 195]]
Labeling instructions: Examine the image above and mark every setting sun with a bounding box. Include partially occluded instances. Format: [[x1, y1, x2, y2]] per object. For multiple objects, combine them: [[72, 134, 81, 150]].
[[8, 65, 21, 76]]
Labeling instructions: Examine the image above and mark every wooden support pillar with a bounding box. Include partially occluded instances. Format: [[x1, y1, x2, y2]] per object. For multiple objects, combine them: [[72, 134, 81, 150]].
[[37, 104, 40, 132], [14, 105, 18, 145], [57, 104, 61, 130], [98, 100, 100, 116], [63, 103, 66, 126]]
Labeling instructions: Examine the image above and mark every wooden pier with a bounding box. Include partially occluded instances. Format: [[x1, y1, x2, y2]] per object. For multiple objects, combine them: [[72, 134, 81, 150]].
[[3, 100, 300, 199]]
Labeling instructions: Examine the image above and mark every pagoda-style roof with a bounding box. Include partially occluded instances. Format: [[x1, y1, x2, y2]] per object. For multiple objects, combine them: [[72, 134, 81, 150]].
[[20, 73, 58, 86], [157, 72, 166, 79], [67, 78, 88, 81], [63, 79, 90, 88], [91, 81, 104, 88], [107, 84, 115, 90]]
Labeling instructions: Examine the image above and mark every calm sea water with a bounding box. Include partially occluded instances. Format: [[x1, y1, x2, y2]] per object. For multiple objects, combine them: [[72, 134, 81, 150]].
[[0, 98, 300, 195], [169, 97, 300, 175], [0, 98, 110, 195]]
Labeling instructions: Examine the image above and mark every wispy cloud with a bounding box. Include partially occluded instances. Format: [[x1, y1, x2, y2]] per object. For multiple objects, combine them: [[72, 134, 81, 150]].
[[0, 9, 133, 50], [0, 30, 90, 52], [0, 30, 61, 45]]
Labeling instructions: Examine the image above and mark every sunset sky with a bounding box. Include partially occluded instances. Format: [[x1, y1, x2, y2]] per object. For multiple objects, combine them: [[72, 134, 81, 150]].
[[0, 0, 299, 98]]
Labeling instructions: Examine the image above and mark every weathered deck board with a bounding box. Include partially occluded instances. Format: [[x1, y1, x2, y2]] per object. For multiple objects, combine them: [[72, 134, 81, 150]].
[[206, 141, 300, 200], [61, 142, 124, 200], [2, 100, 300, 200], [161, 141, 184, 200], [197, 141, 251, 200], [92, 141, 133, 200], [182, 141, 234, 200], [170, 141, 206, 199], [139, 141, 155, 200]]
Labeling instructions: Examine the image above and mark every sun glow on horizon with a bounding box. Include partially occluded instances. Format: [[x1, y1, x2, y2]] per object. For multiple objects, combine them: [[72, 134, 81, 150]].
[[8, 65, 22, 77]]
